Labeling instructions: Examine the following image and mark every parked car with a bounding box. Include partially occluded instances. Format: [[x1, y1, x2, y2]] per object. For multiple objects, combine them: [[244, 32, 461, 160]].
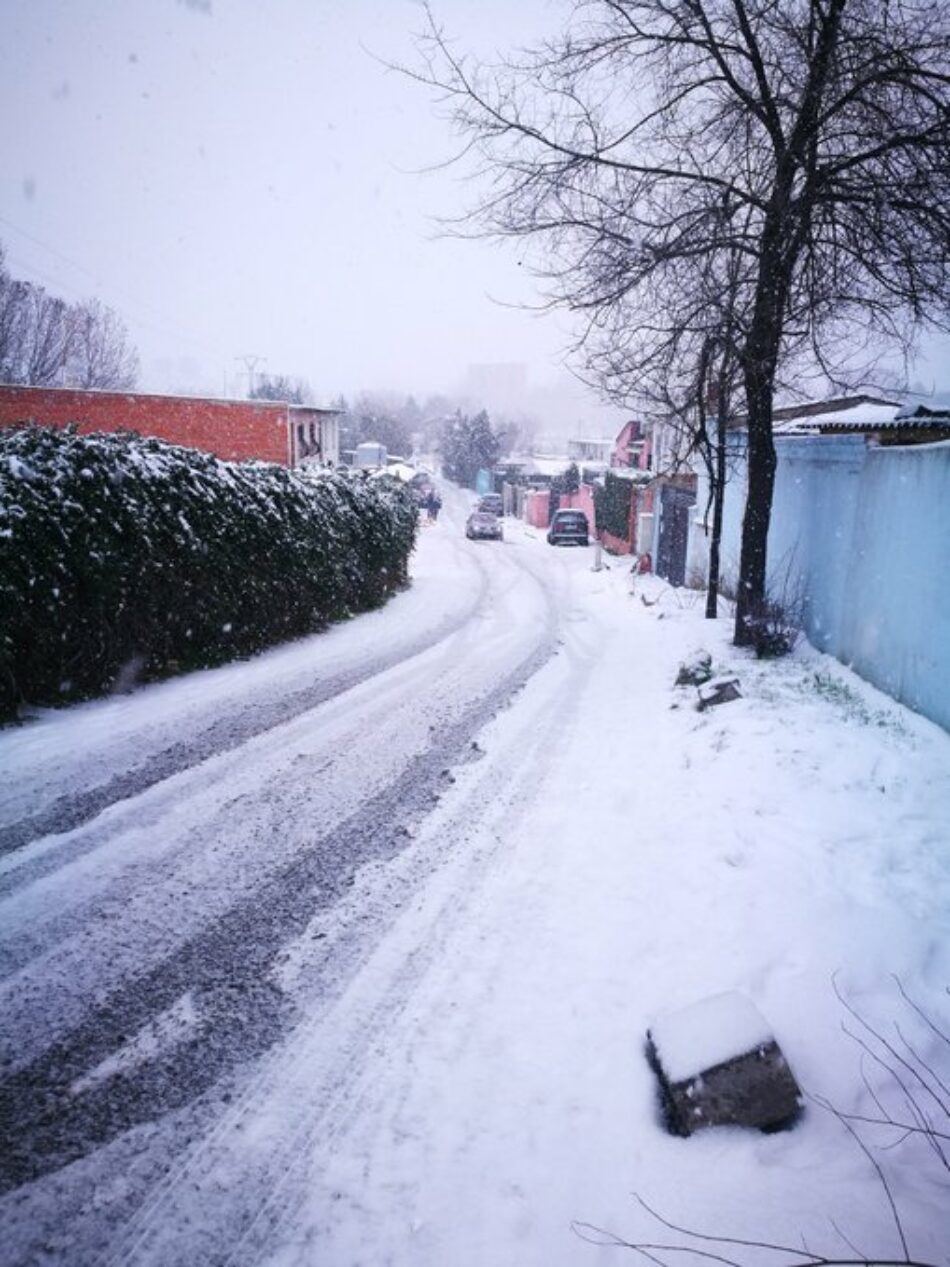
[[466, 510, 504, 541], [547, 508, 589, 546], [477, 492, 504, 516]]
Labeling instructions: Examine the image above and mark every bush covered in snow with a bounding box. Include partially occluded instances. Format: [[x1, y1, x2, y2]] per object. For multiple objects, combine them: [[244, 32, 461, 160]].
[[592, 469, 646, 543], [0, 426, 418, 720]]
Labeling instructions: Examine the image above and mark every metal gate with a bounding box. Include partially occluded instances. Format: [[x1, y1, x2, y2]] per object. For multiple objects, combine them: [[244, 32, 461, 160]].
[[656, 485, 696, 587]]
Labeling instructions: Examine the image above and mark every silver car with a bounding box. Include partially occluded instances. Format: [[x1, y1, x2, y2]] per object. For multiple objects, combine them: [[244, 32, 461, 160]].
[[466, 510, 504, 541]]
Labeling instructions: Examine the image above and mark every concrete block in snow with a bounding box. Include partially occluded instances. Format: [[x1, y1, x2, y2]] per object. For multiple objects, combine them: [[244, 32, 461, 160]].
[[675, 648, 713, 687], [647, 992, 802, 1136], [697, 675, 741, 710]]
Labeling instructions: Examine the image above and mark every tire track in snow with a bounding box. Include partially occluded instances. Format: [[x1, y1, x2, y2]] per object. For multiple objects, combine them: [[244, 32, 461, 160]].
[[0, 539, 564, 1200], [0, 547, 489, 860], [96, 584, 599, 1267]]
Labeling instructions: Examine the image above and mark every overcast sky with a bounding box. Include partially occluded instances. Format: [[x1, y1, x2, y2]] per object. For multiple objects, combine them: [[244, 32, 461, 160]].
[[1, 1, 947, 432]]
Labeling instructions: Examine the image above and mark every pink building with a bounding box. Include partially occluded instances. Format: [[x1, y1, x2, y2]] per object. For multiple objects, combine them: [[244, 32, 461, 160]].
[[598, 419, 657, 558], [611, 419, 652, 471]]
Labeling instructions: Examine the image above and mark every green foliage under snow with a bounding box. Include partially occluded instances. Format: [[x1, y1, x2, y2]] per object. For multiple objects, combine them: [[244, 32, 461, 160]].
[[440, 410, 500, 488], [0, 426, 418, 720], [548, 462, 580, 520], [592, 469, 637, 541]]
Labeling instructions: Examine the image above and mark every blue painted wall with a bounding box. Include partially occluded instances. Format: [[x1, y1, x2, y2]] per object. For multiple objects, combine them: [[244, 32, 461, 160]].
[[696, 436, 950, 731], [767, 436, 866, 653], [838, 442, 950, 728]]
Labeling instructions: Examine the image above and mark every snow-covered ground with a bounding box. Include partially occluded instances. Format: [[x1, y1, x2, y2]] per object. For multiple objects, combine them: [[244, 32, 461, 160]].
[[1, 486, 948, 1266]]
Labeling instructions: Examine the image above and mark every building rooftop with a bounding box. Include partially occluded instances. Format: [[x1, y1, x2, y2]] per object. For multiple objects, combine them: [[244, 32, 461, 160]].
[[771, 395, 901, 434], [0, 381, 339, 414]]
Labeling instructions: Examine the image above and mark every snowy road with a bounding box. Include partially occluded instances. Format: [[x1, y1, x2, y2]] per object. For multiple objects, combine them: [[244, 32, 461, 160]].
[[0, 490, 567, 1174], [2, 487, 949, 1266]]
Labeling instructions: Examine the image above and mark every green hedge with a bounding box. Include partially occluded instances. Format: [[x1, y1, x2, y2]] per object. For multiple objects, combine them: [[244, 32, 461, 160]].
[[0, 426, 418, 720], [547, 462, 580, 522]]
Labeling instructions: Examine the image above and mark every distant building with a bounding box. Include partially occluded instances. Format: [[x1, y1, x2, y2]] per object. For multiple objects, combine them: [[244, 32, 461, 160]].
[[353, 440, 388, 469], [0, 384, 340, 468], [567, 436, 614, 464], [610, 419, 653, 470]]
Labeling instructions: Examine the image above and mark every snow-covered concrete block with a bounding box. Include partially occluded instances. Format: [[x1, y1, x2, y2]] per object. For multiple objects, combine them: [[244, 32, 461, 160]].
[[697, 675, 741, 710], [647, 992, 802, 1136]]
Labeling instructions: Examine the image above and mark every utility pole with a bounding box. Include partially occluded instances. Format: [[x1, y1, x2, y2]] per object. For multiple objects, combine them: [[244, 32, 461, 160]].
[[235, 353, 266, 398]]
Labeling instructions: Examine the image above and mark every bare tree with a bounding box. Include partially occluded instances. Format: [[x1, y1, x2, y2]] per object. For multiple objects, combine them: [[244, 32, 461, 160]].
[[248, 372, 313, 404], [409, 0, 950, 644], [601, 238, 750, 616], [0, 250, 30, 384], [340, 391, 416, 458], [66, 297, 139, 390], [692, 246, 750, 620], [0, 250, 73, 387], [20, 286, 73, 387], [0, 246, 140, 391]]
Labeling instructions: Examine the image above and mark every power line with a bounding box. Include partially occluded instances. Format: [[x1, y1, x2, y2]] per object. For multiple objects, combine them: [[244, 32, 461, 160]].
[[0, 211, 226, 365]]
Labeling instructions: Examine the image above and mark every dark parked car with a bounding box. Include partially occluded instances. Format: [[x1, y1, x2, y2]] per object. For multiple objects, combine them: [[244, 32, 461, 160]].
[[466, 510, 504, 541], [477, 493, 504, 517], [547, 508, 589, 546]]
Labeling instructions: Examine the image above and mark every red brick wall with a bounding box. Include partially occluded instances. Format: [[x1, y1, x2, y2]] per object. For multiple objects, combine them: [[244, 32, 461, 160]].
[[0, 386, 291, 466]]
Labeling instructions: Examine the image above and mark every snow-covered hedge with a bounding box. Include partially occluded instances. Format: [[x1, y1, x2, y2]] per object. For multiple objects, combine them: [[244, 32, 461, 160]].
[[593, 469, 635, 541], [0, 426, 418, 720]]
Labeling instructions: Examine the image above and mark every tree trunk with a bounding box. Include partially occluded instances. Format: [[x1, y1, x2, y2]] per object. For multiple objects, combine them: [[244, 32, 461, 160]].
[[734, 382, 777, 645], [733, 205, 790, 645], [705, 408, 727, 620]]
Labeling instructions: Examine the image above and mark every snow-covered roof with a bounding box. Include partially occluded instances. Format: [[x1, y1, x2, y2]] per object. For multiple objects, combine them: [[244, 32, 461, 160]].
[[371, 462, 416, 482], [0, 381, 340, 414], [771, 396, 901, 435], [895, 404, 950, 426], [722, 395, 949, 437], [519, 454, 573, 477], [568, 437, 615, 453]]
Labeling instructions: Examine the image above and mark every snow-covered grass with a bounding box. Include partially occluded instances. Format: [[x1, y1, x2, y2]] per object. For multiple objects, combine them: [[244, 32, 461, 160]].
[[257, 537, 950, 1266]]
